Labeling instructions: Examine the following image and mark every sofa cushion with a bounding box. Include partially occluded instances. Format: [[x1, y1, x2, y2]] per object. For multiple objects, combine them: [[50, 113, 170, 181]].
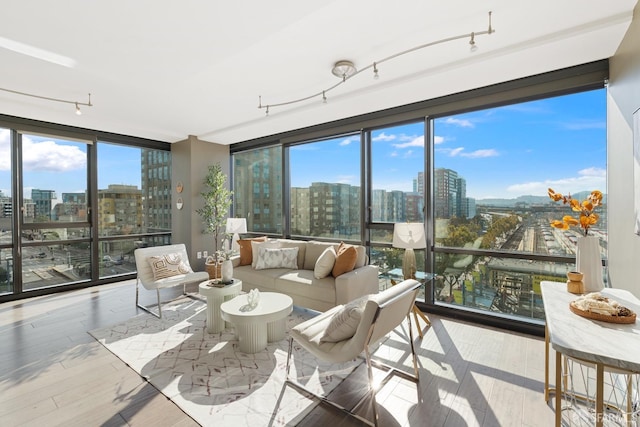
[[147, 253, 190, 280], [255, 247, 299, 270], [233, 264, 283, 289], [320, 295, 369, 342], [276, 239, 307, 269], [238, 236, 267, 266], [304, 241, 338, 270], [314, 246, 336, 279], [274, 269, 336, 305], [354, 245, 367, 269], [332, 242, 358, 277]]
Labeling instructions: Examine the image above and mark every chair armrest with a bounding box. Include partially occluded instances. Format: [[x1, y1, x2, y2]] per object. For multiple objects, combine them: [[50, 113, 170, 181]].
[[334, 264, 379, 305]]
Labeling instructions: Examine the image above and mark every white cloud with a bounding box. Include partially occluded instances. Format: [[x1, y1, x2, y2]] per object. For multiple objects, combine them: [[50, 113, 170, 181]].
[[339, 135, 360, 146], [434, 135, 445, 145], [336, 174, 357, 184], [392, 135, 424, 149], [22, 137, 86, 172], [562, 120, 606, 131], [506, 168, 606, 196], [460, 149, 499, 158], [444, 117, 474, 128], [372, 132, 396, 142]]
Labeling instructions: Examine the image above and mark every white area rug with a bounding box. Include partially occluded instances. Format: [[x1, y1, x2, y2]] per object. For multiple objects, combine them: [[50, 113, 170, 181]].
[[89, 298, 361, 426]]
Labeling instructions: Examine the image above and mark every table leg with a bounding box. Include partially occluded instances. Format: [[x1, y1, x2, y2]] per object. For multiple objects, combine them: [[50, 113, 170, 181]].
[[236, 322, 267, 354], [545, 325, 550, 401], [595, 363, 604, 427], [267, 318, 286, 342], [207, 294, 226, 333], [555, 351, 562, 427]]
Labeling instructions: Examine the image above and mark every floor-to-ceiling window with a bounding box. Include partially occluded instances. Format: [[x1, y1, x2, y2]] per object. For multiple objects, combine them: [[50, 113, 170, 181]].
[[431, 89, 607, 320], [0, 117, 171, 302], [0, 127, 13, 295], [230, 62, 608, 330]]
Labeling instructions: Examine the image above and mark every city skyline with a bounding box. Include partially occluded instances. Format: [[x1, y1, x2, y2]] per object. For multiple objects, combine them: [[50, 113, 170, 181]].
[[1, 88, 606, 202]]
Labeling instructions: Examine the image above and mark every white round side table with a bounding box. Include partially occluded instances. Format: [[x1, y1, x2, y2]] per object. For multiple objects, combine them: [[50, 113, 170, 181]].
[[198, 279, 242, 333], [220, 292, 293, 354]]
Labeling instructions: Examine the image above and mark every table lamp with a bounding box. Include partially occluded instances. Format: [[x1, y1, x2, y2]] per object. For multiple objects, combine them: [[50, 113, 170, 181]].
[[392, 222, 426, 280], [226, 218, 247, 252]]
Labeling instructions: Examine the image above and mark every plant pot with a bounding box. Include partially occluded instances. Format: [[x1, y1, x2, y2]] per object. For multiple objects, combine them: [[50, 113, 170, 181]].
[[221, 259, 233, 282], [576, 236, 604, 293]]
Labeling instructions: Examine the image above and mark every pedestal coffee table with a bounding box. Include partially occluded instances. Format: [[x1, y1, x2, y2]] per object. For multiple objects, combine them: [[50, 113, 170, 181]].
[[220, 292, 293, 354], [198, 279, 242, 333]]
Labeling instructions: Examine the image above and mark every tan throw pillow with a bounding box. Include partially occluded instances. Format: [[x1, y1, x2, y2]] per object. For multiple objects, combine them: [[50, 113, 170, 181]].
[[314, 246, 336, 279], [320, 296, 369, 343], [238, 236, 267, 266], [332, 242, 358, 277], [147, 253, 190, 280]]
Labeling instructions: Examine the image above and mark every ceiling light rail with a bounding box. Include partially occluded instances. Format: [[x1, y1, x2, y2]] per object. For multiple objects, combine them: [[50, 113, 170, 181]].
[[0, 87, 92, 115], [258, 11, 494, 116]]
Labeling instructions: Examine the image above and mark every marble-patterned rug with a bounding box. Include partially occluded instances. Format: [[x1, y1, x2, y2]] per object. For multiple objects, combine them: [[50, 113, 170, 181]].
[[89, 298, 361, 426]]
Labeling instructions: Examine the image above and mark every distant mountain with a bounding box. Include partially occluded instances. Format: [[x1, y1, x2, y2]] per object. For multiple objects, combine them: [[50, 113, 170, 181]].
[[477, 191, 606, 207]]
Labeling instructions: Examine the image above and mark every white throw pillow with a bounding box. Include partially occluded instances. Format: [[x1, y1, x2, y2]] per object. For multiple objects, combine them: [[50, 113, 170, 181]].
[[147, 253, 189, 280], [320, 296, 369, 343], [254, 247, 299, 270], [251, 240, 281, 268], [314, 246, 336, 279]]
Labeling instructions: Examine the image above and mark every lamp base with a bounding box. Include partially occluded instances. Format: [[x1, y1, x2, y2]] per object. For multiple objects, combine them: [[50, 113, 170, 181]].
[[402, 248, 417, 280]]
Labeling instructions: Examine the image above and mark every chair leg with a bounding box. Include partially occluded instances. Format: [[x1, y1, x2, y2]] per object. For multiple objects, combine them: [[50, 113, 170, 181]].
[[135, 278, 162, 319]]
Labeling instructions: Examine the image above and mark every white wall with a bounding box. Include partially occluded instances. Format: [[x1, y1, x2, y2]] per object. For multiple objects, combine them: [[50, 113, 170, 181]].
[[607, 3, 640, 293]]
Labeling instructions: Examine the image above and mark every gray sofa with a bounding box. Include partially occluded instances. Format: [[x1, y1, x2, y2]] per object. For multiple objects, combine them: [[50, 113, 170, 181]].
[[231, 239, 379, 312]]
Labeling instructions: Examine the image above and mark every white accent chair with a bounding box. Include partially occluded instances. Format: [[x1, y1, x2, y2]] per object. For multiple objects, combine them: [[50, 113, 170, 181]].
[[285, 279, 422, 427], [134, 243, 209, 318]]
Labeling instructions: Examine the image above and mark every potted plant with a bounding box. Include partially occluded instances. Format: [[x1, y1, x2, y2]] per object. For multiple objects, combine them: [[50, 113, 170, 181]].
[[196, 163, 233, 279]]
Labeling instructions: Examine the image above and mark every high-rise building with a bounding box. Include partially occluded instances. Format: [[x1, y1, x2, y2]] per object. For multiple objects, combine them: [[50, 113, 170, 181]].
[[97, 185, 142, 235], [413, 172, 424, 196], [31, 189, 56, 221], [141, 149, 172, 233], [434, 168, 467, 219]]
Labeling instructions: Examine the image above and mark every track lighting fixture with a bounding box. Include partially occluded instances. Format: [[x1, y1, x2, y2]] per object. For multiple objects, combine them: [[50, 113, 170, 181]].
[[0, 87, 92, 115], [258, 11, 494, 115]]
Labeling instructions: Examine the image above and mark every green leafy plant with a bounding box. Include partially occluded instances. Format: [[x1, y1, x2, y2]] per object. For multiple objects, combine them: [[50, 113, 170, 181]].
[[196, 163, 233, 253]]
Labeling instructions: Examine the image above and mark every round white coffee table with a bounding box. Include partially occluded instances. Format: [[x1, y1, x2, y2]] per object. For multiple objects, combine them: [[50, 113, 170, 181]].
[[198, 279, 243, 333], [220, 292, 293, 354]]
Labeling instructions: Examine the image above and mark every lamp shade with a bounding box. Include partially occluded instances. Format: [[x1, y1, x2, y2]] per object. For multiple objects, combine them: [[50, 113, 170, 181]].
[[225, 218, 247, 234], [392, 223, 426, 249]]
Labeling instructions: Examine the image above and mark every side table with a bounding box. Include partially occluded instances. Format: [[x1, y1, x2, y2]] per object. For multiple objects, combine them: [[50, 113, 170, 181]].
[[198, 279, 242, 333], [220, 292, 293, 354]]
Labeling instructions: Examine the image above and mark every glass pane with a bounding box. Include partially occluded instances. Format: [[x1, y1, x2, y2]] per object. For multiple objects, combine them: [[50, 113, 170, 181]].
[[21, 133, 88, 223], [433, 89, 607, 256], [98, 238, 142, 278], [371, 122, 425, 222], [97, 143, 172, 236], [20, 227, 90, 243], [0, 248, 12, 295], [22, 242, 91, 290], [0, 128, 12, 294], [233, 146, 283, 234], [434, 251, 580, 320], [290, 136, 361, 240]]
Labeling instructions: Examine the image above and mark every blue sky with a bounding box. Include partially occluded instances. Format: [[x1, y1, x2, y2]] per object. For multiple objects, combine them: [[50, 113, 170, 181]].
[[1, 88, 605, 202], [291, 88, 606, 199]]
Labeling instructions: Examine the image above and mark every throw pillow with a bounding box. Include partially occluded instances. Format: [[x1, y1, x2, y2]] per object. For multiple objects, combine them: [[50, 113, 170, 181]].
[[314, 246, 336, 279], [251, 240, 281, 267], [332, 242, 358, 277], [147, 253, 190, 280], [320, 296, 369, 343], [237, 236, 267, 266], [254, 247, 299, 270]]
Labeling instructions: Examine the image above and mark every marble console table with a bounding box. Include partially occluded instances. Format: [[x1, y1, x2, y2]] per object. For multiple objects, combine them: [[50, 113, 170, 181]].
[[540, 281, 640, 426]]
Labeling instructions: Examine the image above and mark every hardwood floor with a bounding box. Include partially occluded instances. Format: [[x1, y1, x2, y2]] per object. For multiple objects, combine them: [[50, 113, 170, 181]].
[[0, 280, 559, 426]]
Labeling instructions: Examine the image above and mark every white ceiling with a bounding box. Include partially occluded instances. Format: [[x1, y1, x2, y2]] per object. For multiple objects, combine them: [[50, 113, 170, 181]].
[[0, 1, 637, 145]]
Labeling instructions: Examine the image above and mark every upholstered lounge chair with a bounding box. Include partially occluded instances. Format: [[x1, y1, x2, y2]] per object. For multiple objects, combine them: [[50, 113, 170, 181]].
[[285, 278, 422, 427], [134, 243, 209, 318]]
